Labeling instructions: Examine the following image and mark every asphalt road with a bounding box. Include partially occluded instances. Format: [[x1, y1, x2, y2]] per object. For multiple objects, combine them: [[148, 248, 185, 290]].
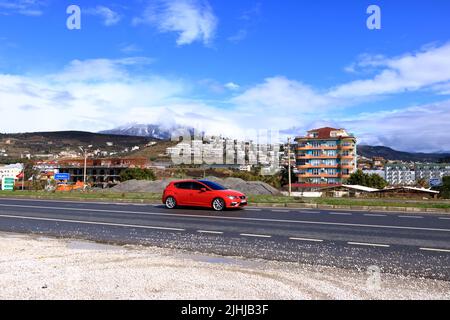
[[0, 198, 449, 280]]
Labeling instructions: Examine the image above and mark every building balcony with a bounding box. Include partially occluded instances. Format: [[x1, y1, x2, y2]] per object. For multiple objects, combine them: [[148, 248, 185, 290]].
[[339, 154, 355, 159], [297, 145, 338, 151], [297, 155, 339, 159], [298, 173, 340, 178], [297, 164, 339, 169]]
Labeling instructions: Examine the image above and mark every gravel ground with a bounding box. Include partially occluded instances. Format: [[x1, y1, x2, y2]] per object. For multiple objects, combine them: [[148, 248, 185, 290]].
[[107, 177, 281, 195], [0, 232, 449, 300]]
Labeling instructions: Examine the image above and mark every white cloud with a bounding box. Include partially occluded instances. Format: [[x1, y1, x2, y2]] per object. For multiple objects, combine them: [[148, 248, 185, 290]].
[[0, 0, 46, 16], [52, 57, 154, 82], [232, 76, 333, 114], [120, 44, 142, 54], [224, 82, 240, 91], [340, 100, 450, 153], [330, 43, 450, 98], [133, 0, 218, 46], [85, 6, 121, 26]]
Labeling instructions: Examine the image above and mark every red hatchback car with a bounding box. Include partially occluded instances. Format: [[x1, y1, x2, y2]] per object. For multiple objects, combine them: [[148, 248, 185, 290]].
[[162, 180, 247, 211]]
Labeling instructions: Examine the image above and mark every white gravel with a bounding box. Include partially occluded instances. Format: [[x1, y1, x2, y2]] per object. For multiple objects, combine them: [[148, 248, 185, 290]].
[[0, 232, 449, 300]]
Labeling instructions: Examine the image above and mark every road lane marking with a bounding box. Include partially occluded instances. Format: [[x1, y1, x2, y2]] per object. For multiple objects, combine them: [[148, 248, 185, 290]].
[[0, 214, 186, 232], [364, 214, 387, 217], [347, 242, 390, 248], [272, 210, 290, 212], [0, 197, 154, 206], [438, 217, 450, 220], [1, 203, 450, 233], [289, 237, 323, 242], [299, 211, 320, 214], [398, 216, 424, 219], [240, 233, 272, 238], [197, 230, 224, 234], [329, 212, 352, 216], [420, 247, 450, 253], [245, 209, 262, 211]]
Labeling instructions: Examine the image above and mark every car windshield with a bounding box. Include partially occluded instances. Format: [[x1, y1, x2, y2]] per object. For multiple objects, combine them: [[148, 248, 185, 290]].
[[199, 180, 228, 190]]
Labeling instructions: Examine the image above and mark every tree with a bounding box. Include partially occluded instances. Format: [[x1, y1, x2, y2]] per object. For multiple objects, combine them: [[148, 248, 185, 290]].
[[120, 168, 156, 181], [346, 170, 387, 189], [416, 178, 430, 189], [440, 176, 450, 199]]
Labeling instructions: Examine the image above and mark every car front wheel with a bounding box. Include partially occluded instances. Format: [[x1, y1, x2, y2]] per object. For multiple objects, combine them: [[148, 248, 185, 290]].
[[165, 196, 177, 209], [212, 198, 225, 211]]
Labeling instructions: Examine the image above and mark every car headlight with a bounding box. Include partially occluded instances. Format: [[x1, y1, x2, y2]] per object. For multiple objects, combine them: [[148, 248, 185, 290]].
[[227, 195, 237, 200]]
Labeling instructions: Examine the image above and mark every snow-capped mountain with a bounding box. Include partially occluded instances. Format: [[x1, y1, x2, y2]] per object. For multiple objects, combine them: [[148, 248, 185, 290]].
[[99, 124, 197, 140]]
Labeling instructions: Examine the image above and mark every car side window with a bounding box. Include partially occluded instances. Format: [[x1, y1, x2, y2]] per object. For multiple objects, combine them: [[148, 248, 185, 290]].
[[191, 182, 204, 190], [175, 182, 191, 189]]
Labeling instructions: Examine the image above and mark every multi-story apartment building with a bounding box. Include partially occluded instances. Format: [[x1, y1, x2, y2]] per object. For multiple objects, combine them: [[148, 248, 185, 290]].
[[295, 127, 357, 187], [384, 163, 415, 186], [415, 163, 450, 185], [0, 164, 23, 181]]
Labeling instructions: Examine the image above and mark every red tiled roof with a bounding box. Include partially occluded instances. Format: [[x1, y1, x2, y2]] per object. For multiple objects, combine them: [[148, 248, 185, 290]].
[[307, 127, 339, 139]]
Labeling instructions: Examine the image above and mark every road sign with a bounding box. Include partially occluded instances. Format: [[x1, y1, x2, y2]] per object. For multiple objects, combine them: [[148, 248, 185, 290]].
[[430, 178, 442, 187], [55, 173, 71, 180], [1, 177, 15, 191]]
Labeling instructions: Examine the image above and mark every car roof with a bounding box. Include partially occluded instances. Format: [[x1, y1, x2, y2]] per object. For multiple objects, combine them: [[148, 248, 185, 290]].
[[171, 179, 204, 184]]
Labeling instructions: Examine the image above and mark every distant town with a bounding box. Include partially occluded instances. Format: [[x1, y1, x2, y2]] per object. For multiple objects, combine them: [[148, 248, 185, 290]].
[[1, 126, 449, 199]]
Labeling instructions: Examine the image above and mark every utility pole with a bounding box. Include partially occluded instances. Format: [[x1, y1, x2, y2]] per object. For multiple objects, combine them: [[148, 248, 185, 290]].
[[21, 164, 25, 191], [79, 145, 92, 191], [288, 137, 292, 196]]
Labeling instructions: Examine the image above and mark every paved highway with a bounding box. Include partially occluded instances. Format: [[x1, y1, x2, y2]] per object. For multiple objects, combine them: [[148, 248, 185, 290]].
[[0, 198, 449, 280]]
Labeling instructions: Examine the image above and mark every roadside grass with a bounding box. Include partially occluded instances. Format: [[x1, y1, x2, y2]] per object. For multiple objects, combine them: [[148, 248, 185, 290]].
[[244, 195, 450, 209], [0, 190, 161, 202], [1, 190, 450, 210]]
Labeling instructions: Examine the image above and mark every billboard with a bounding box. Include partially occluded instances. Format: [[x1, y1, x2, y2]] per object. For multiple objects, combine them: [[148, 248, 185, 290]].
[[429, 178, 443, 187], [1, 177, 15, 191]]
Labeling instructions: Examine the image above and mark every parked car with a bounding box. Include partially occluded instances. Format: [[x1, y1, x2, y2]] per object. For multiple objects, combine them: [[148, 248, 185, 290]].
[[162, 180, 248, 211]]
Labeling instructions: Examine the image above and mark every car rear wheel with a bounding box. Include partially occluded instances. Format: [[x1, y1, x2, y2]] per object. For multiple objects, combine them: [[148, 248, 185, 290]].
[[212, 198, 225, 211], [165, 196, 177, 209]]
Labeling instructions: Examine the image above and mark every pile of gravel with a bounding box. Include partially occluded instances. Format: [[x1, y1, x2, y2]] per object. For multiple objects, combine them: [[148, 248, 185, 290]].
[[108, 177, 280, 195], [108, 179, 175, 193], [204, 176, 281, 195]]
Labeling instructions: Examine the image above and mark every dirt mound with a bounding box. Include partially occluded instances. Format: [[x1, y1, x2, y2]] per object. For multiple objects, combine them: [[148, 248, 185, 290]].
[[108, 177, 280, 195], [108, 179, 175, 193], [204, 177, 281, 195]]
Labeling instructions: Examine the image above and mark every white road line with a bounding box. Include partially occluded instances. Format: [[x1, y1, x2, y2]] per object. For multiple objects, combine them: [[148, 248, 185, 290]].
[[438, 217, 450, 220], [197, 230, 224, 234], [0, 197, 152, 206], [289, 237, 323, 242], [398, 216, 424, 219], [420, 247, 450, 253], [0, 214, 185, 232], [347, 242, 390, 248], [329, 212, 352, 216], [364, 214, 387, 217], [1, 203, 449, 233], [245, 208, 262, 211], [299, 211, 320, 214], [240, 233, 272, 238], [272, 210, 290, 212]]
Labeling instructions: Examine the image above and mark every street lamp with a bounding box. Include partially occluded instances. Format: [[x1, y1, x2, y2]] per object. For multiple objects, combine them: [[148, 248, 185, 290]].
[[287, 137, 292, 197], [79, 145, 92, 190]]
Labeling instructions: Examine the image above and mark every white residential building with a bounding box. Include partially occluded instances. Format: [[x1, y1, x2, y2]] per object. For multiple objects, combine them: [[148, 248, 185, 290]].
[[0, 164, 23, 181], [415, 163, 450, 184], [385, 164, 415, 186]]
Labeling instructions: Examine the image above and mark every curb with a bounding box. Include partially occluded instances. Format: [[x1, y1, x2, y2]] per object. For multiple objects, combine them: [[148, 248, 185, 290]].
[[1, 195, 450, 214]]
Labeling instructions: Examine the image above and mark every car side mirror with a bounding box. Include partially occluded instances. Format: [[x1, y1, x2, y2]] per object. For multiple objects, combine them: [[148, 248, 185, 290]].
[[200, 188, 207, 192]]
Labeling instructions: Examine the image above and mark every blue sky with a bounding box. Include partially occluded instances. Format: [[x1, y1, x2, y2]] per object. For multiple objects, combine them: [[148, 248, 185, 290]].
[[1, 0, 450, 152]]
